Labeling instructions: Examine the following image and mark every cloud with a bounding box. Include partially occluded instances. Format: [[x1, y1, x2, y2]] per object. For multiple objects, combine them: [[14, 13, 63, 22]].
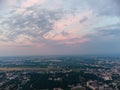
[[21, 0, 46, 8], [43, 10, 95, 44], [1, 1, 96, 46], [0, 0, 120, 55], [16, 0, 46, 13], [0, 8, 64, 47], [97, 23, 120, 37], [79, 17, 88, 23], [88, 0, 120, 16]]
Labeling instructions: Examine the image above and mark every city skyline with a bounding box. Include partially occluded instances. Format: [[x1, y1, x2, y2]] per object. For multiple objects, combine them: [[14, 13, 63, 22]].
[[0, 0, 120, 56]]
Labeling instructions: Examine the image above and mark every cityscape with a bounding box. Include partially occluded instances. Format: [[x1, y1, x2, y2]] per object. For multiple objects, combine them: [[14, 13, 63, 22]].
[[0, 56, 120, 90]]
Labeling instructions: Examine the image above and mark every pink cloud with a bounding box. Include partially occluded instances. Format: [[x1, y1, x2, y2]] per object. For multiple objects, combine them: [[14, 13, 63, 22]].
[[43, 11, 94, 45], [14, 35, 45, 47], [53, 10, 93, 31], [16, 0, 46, 14], [43, 10, 95, 44], [21, 0, 46, 8], [63, 38, 89, 45], [43, 30, 89, 44], [0, 35, 44, 48]]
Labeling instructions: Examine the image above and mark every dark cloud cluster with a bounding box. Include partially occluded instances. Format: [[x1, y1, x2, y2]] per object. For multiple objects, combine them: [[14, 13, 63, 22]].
[[1, 8, 64, 43], [79, 17, 88, 23], [97, 24, 120, 37]]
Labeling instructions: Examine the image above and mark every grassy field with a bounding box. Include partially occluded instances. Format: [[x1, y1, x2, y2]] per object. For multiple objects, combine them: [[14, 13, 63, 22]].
[[0, 67, 60, 71]]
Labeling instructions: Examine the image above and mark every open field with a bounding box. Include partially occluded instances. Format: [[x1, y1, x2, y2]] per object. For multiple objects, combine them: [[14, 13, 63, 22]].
[[0, 67, 60, 71]]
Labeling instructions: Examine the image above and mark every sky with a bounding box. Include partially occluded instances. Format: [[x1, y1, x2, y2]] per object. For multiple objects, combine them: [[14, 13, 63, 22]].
[[0, 0, 120, 56]]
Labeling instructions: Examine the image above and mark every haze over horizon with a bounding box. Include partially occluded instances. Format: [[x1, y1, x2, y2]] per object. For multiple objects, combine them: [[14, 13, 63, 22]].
[[0, 0, 120, 56]]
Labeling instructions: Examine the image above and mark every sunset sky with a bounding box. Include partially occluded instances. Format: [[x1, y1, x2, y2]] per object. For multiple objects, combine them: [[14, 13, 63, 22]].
[[0, 0, 120, 56]]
